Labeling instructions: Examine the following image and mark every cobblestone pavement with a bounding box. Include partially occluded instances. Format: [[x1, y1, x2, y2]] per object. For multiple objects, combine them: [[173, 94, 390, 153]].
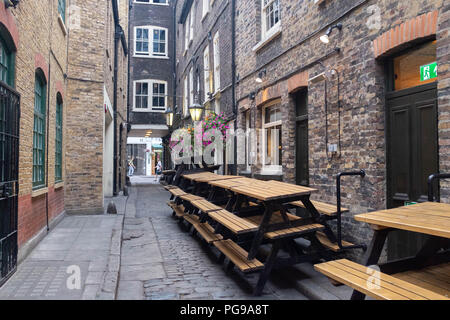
[[117, 179, 309, 300]]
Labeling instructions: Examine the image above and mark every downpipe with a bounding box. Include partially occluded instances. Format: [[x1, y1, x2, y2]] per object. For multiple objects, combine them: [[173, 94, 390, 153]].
[[336, 170, 366, 251]]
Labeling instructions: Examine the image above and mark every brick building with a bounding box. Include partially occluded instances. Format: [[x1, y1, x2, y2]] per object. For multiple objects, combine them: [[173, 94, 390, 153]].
[[0, 0, 128, 285], [127, 0, 173, 174], [234, 0, 450, 260], [173, 0, 236, 172]]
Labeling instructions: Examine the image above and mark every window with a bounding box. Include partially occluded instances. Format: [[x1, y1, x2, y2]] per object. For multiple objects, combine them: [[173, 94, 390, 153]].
[[183, 76, 189, 116], [203, 45, 211, 102], [0, 38, 14, 87], [33, 72, 47, 189], [189, 67, 194, 106], [133, 80, 167, 112], [58, 0, 66, 23], [262, 0, 280, 38], [134, 26, 168, 58], [213, 32, 220, 93], [202, 0, 209, 19], [135, 0, 168, 4], [262, 101, 282, 172], [55, 95, 63, 183], [189, 8, 194, 43], [245, 111, 252, 171], [184, 18, 189, 52]]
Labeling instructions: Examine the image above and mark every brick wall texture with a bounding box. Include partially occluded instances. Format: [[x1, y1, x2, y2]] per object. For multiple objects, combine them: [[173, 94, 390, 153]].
[[235, 0, 450, 261], [1, 0, 128, 248]]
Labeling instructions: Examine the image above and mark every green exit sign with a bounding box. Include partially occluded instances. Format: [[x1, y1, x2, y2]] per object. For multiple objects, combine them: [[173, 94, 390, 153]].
[[420, 62, 437, 81]]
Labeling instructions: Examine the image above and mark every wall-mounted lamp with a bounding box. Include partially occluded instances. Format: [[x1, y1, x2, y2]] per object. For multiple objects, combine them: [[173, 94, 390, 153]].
[[207, 31, 212, 42], [4, 0, 20, 8], [249, 91, 256, 100], [255, 69, 266, 83], [165, 107, 174, 127], [320, 23, 342, 44]]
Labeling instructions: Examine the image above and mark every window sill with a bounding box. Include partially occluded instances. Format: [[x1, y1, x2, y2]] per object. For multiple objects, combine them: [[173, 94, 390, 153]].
[[57, 15, 67, 36], [252, 24, 282, 52], [133, 54, 169, 59], [32, 187, 48, 198], [201, 12, 209, 22], [132, 109, 167, 113], [134, 1, 169, 6], [55, 182, 64, 189]]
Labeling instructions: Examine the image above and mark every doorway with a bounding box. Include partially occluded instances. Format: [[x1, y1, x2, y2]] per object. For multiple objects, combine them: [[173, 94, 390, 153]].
[[386, 40, 438, 260], [294, 88, 309, 186]]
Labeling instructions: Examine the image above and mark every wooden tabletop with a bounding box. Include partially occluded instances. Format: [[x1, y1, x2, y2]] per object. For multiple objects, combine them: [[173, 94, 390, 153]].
[[208, 176, 254, 189], [182, 172, 217, 180], [194, 175, 243, 183], [354, 202, 450, 239], [230, 180, 317, 201]]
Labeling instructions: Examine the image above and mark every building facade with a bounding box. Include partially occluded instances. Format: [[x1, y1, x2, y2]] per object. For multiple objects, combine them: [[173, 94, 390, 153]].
[[127, 0, 173, 174], [0, 0, 128, 285], [235, 0, 450, 260], [173, 0, 236, 172]]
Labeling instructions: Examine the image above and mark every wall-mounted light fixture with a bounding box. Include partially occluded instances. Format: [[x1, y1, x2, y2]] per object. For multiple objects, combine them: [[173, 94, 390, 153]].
[[207, 31, 212, 42], [4, 0, 20, 8], [165, 107, 174, 127], [249, 91, 256, 100], [320, 23, 342, 44], [255, 69, 266, 83], [189, 97, 204, 122]]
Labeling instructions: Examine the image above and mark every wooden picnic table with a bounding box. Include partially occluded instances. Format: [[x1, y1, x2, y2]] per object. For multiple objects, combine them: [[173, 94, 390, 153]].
[[348, 202, 450, 299]]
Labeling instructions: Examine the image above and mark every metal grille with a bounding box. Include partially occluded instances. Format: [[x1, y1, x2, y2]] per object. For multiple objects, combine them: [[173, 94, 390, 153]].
[[0, 81, 20, 286]]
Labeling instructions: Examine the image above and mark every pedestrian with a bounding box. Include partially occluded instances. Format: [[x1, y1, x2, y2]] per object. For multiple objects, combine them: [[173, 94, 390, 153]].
[[128, 156, 136, 177], [155, 160, 162, 182]]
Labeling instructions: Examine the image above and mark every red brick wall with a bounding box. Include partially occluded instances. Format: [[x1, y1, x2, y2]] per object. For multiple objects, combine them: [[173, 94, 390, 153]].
[[17, 187, 64, 247]]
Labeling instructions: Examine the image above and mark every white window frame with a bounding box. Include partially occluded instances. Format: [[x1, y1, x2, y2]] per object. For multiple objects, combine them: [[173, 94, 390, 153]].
[[202, 0, 209, 20], [189, 67, 194, 107], [183, 76, 189, 117], [213, 32, 220, 94], [134, 0, 169, 5], [133, 79, 168, 112], [134, 26, 168, 58], [189, 7, 194, 43], [262, 100, 282, 174], [261, 0, 281, 40], [203, 45, 210, 102], [245, 111, 252, 171], [184, 17, 189, 53]]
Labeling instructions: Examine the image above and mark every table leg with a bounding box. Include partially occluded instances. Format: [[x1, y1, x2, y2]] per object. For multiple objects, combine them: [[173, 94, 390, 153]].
[[254, 241, 281, 296], [301, 196, 338, 243], [248, 203, 274, 260], [350, 228, 390, 300]]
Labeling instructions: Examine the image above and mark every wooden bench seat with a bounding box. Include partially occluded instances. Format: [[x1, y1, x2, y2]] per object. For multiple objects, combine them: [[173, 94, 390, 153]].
[[180, 194, 204, 202], [290, 200, 348, 216], [214, 239, 264, 273], [315, 231, 354, 252], [163, 185, 177, 190], [194, 222, 224, 243], [242, 211, 301, 225], [169, 187, 187, 197], [167, 202, 186, 217], [314, 259, 449, 300], [264, 224, 324, 240], [191, 199, 223, 212], [393, 262, 450, 298], [208, 210, 259, 234], [183, 214, 200, 225]]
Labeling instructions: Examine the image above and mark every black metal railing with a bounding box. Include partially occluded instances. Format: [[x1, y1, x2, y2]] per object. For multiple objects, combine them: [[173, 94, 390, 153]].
[[428, 173, 450, 202], [0, 81, 20, 286]]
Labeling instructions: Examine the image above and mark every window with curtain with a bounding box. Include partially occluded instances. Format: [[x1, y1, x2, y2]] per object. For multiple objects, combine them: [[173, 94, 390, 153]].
[[55, 95, 63, 182], [262, 101, 282, 172], [213, 32, 220, 93], [33, 72, 47, 189]]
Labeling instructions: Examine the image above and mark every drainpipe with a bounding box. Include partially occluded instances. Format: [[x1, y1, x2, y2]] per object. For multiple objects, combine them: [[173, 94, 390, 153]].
[[113, 6, 120, 196], [231, 0, 237, 174], [173, 0, 178, 115]]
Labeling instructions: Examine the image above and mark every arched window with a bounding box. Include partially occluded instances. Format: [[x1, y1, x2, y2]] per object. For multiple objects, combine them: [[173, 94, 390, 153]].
[[32, 70, 47, 189], [55, 93, 63, 182], [0, 34, 15, 87]]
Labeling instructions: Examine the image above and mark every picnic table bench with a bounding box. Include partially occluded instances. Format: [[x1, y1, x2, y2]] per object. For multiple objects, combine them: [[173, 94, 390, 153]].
[[314, 202, 450, 300]]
